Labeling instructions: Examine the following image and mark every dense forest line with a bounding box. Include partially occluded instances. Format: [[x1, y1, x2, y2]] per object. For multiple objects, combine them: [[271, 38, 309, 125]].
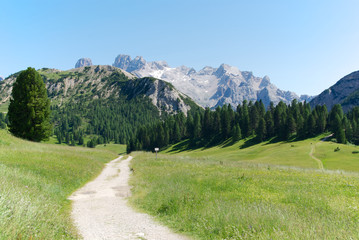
[[127, 100, 359, 153], [51, 97, 161, 147], [0, 112, 7, 129]]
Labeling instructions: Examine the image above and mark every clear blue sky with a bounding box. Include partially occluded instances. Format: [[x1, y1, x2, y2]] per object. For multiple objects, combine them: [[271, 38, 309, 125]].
[[1, 0, 358, 96]]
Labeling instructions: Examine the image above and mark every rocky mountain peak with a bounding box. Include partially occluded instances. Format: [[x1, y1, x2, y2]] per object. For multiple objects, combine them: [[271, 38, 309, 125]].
[[151, 61, 169, 70], [112, 54, 309, 108], [113, 54, 132, 70], [113, 55, 147, 72], [129, 56, 146, 70], [215, 64, 242, 77], [198, 66, 215, 75], [259, 75, 271, 88], [75, 58, 93, 68], [310, 70, 359, 111], [0, 76, 3, 81], [177, 66, 196, 75]]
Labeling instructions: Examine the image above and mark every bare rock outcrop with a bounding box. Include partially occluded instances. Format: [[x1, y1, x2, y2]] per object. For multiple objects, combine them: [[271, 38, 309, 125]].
[[310, 70, 359, 111], [113, 54, 310, 108], [75, 58, 93, 68]]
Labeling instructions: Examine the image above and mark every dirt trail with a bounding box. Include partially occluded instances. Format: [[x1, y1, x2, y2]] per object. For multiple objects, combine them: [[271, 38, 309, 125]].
[[69, 156, 188, 240], [309, 144, 324, 170], [308, 134, 332, 170]]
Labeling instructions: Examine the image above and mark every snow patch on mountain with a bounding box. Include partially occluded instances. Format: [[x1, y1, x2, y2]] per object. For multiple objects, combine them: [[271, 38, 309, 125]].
[[113, 54, 311, 108]]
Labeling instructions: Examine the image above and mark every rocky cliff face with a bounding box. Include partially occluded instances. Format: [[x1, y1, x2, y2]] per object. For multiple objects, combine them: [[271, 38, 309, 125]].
[[0, 76, 3, 81], [75, 58, 93, 68], [113, 54, 311, 108], [0, 66, 197, 115], [310, 70, 359, 111]]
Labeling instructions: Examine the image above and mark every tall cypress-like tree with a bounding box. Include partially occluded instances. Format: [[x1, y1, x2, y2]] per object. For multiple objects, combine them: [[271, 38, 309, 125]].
[[256, 117, 267, 142], [8, 67, 52, 141], [333, 114, 346, 144], [232, 124, 241, 142]]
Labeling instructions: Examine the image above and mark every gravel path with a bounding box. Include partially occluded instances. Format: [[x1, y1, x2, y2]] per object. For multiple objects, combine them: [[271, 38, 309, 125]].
[[69, 156, 188, 240]]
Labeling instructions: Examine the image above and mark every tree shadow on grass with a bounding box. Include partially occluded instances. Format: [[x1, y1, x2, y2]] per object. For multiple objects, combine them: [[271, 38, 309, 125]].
[[167, 133, 327, 153], [167, 136, 231, 153], [239, 137, 260, 149], [166, 139, 202, 153], [221, 138, 239, 148]]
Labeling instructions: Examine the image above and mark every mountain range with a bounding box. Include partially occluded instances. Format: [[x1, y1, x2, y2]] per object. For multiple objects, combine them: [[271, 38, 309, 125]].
[[0, 65, 198, 116], [112, 54, 312, 108], [1, 55, 358, 114], [310, 70, 359, 112]]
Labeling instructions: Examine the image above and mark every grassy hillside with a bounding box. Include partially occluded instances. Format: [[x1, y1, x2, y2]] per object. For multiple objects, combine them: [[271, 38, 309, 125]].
[[129, 136, 359, 239], [0, 130, 120, 239], [0, 66, 201, 146]]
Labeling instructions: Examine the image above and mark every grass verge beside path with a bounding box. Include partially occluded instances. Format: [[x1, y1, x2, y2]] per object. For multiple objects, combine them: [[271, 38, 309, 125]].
[[0, 130, 118, 239], [129, 137, 359, 239]]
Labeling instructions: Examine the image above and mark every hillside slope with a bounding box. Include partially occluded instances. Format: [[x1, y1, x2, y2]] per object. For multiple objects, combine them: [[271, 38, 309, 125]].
[[0, 66, 201, 144], [0, 65, 197, 115], [310, 70, 359, 111]]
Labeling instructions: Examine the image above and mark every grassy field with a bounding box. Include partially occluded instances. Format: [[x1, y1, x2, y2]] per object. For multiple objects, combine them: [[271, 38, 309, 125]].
[[0, 102, 9, 113], [96, 143, 127, 155], [129, 136, 359, 239], [0, 130, 120, 239]]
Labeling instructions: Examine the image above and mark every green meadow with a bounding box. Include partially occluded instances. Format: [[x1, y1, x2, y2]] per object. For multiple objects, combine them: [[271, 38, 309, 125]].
[[0, 102, 9, 113], [0, 130, 120, 239], [129, 136, 359, 239]]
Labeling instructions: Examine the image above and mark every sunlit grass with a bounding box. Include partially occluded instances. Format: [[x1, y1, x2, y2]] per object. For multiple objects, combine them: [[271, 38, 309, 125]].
[[130, 136, 359, 239], [0, 130, 118, 239], [0, 102, 9, 113], [96, 143, 127, 155]]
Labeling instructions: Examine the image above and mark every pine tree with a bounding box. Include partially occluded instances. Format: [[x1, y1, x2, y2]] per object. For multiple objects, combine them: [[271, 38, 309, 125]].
[[240, 100, 250, 137], [232, 124, 241, 142], [202, 107, 212, 140], [8, 67, 52, 141], [193, 112, 202, 139], [264, 111, 274, 138], [78, 134, 84, 145], [221, 105, 232, 139], [333, 114, 346, 144], [256, 118, 266, 142], [306, 114, 316, 137], [173, 122, 181, 143]]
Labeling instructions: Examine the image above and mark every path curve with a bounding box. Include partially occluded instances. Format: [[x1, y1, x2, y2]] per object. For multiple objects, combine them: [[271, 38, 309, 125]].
[[309, 144, 324, 170], [69, 156, 188, 240]]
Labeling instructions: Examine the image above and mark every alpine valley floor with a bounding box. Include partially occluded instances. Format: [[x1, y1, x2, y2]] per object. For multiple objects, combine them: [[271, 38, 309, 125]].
[[128, 135, 359, 239]]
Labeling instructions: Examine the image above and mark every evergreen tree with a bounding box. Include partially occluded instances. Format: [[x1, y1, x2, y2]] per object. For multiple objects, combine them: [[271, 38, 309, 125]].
[[333, 114, 346, 143], [306, 114, 316, 137], [193, 112, 202, 139], [256, 117, 266, 142], [0, 113, 6, 129], [202, 107, 212, 140], [232, 124, 241, 142], [221, 105, 232, 139], [287, 113, 296, 136], [70, 134, 75, 146], [186, 114, 194, 138], [78, 134, 84, 145], [264, 111, 274, 138], [173, 122, 181, 143], [8, 67, 52, 141], [329, 104, 343, 129], [240, 100, 250, 137], [343, 116, 353, 142]]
